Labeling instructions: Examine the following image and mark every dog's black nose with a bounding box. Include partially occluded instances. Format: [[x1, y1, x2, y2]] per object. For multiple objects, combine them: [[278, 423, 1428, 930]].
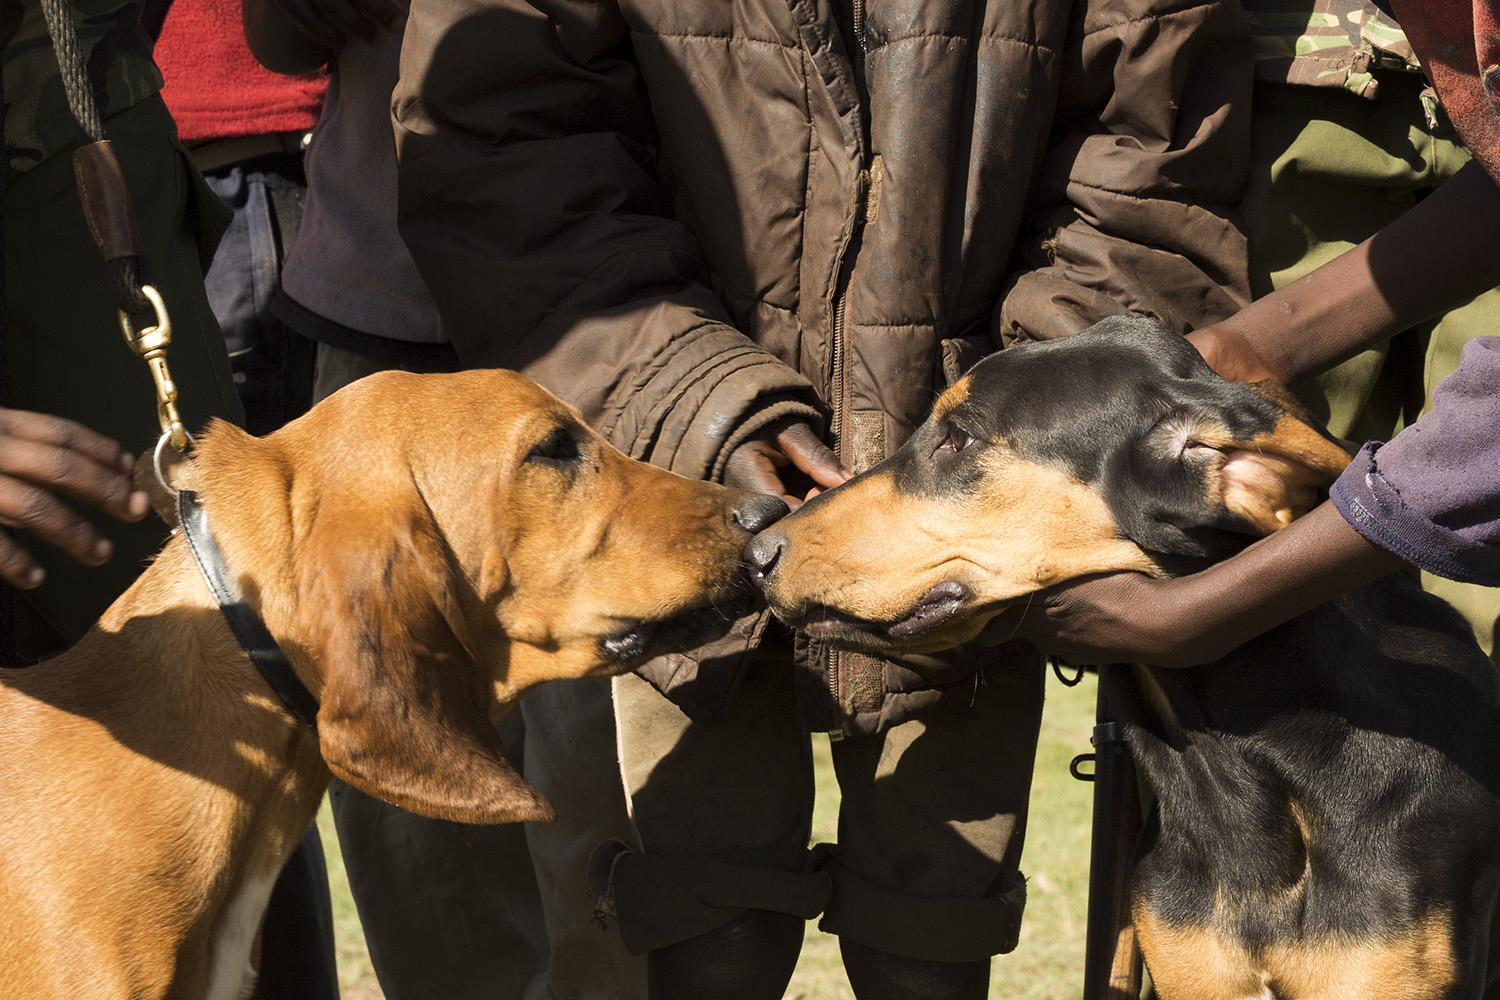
[[743, 531, 785, 589], [729, 493, 790, 534]]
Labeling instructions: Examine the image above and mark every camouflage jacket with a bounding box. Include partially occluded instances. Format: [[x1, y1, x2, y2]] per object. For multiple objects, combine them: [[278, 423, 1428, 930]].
[[1244, 0, 1423, 99], [3, 0, 162, 182]]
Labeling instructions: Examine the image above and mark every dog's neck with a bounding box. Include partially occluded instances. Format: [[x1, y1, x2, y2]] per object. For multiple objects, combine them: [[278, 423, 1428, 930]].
[[1, 534, 329, 997]]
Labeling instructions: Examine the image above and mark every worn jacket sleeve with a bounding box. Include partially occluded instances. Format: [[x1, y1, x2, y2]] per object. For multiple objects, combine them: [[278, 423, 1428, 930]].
[[1330, 335, 1500, 585], [393, 0, 820, 479], [996, 0, 1252, 342]]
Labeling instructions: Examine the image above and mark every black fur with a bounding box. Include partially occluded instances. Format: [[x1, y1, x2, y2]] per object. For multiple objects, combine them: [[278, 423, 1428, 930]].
[[952, 319, 1500, 996]]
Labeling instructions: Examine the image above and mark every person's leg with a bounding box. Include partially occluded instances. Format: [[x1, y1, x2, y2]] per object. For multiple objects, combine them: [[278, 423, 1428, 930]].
[[602, 653, 826, 1000], [519, 678, 647, 1000], [310, 343, 551, 999], [252, 826, 341, 1000], [328, 771, 549, 999], [824, 646, 1046, 1000]]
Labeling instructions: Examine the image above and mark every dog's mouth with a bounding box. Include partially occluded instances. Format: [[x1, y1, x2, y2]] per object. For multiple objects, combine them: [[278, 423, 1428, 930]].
[[600, 584, 763, 666], [789, 581, 973, 650]]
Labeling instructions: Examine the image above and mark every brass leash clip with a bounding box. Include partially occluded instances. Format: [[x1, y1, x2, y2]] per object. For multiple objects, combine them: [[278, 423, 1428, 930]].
[[117, 284, 189, 453]]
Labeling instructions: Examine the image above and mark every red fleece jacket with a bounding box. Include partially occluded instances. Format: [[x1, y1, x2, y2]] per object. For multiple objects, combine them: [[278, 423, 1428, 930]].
[[155, 0, 326, 142]]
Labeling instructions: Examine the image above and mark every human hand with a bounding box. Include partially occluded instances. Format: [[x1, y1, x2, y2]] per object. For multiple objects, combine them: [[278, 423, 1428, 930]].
[[977, 572, 1233, 669], [723, 418, 848, 508], [1186, 324, 1285, 385], [273, 0, 405, 48], [0, 409, 151, 589]]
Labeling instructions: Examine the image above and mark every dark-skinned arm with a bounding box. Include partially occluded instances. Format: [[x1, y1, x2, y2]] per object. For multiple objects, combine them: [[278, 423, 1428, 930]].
[[1188, 160, 1500, 384], [1001, 161, 1500, 667], [986, 503, 1405, 667], [243, 0, 403, 75]]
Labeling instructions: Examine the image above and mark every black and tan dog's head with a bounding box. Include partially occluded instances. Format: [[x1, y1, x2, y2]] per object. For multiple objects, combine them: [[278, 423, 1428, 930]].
[[190, 369, 785, 825], [747, 317, 1352, 654]]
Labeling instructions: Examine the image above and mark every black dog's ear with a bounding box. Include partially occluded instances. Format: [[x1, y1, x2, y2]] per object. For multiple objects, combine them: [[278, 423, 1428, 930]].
[[1196, 381, 1354, 534]]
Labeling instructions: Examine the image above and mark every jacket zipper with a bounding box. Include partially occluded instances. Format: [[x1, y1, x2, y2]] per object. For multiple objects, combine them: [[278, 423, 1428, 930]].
[[826, 0, 870, 738]]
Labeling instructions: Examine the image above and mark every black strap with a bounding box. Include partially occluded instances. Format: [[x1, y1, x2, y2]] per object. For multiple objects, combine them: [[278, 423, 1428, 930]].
[[178, 490, 320, 729]]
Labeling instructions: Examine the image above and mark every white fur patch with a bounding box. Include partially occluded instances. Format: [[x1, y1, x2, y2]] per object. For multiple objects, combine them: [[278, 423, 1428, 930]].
[[206, 861, 281, 1000]]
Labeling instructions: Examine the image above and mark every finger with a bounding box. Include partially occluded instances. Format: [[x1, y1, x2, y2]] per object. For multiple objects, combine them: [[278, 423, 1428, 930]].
[[0, 435, 150, 523], [776, 422, 849, 489], [0, 477, 115, 568], [0, 408, 135, 475], [0, 535, 46, 589], [724, 447, 793, 497]]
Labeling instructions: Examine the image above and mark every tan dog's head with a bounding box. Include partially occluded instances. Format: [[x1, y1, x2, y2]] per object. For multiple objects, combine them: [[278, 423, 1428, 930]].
[[746, 317, 1352, 654], [192, 370, 785, 824]]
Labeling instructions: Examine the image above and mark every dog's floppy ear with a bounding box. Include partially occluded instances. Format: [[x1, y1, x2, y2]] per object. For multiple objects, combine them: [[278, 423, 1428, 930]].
[[307, 504, 553, 825], [1201, 381, 1354, 534]]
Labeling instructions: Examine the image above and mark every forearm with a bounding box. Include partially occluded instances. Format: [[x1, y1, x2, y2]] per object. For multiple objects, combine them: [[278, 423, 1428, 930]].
[[1156, 501, 1407, 664], [243, 0, 336, 74], [1008, 501, 1407, 668], [1190, 161, 1500, 385]]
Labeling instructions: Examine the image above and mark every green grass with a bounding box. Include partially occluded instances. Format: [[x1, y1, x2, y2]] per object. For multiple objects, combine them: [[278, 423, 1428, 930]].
[[318, 672, 1098, 999]]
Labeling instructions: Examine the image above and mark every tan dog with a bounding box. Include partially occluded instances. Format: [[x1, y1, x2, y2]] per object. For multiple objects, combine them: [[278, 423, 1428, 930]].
[[0, 369, 784, 1000]]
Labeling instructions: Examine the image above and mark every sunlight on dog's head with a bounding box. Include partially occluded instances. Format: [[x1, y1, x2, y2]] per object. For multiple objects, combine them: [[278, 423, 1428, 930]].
[[196, 369, 772, 826], [750, 318, 1353, 655]]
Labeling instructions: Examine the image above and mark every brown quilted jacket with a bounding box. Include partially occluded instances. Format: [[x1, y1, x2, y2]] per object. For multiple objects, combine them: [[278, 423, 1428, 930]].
[[393, 0, 1252, 734]]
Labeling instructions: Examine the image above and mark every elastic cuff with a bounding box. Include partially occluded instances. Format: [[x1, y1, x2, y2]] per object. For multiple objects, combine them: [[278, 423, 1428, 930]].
[[817, 853, 1027, 963], [589, 841, 831, 954], [710, 396, 826, 483], [611, 324, 823, 481], [1331, 442, 1499, 584]]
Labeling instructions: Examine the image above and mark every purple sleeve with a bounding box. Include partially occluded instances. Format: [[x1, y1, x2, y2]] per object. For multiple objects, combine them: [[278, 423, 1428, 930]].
[[1330, 335, 1500, 585]]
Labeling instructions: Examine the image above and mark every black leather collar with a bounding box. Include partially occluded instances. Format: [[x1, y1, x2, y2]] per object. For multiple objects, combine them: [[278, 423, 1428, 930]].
[[177, 489, 320, 730]]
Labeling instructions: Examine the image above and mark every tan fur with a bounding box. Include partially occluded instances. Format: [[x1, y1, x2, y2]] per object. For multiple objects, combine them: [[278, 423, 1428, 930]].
[[1135, 907, 1457, 1000], [758, 449, 1157, 652], [0, 369, 757, 999], [1188, 411, 1354, 533]]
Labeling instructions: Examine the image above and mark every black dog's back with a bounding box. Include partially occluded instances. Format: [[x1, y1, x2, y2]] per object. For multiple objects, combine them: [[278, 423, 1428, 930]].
[[1125, 574, 1500, 999]]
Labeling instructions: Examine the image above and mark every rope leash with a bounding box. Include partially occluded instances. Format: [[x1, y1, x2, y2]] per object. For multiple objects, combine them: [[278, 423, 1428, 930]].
[[38, 0, 191, 459]]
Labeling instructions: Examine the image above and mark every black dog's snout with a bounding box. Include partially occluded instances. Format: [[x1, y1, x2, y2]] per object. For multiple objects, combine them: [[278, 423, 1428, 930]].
[[729, 493, 790, 534], [743, 531, 785, 589]]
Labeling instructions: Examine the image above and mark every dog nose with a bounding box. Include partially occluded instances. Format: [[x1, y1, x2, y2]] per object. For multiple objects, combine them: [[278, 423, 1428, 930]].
[[743, 531, 785, 589], [729, 493, 790, 534]]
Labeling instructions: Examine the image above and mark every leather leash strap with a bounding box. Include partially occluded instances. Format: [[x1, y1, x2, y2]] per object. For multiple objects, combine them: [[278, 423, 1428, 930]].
[[177, 490, 320, 730]]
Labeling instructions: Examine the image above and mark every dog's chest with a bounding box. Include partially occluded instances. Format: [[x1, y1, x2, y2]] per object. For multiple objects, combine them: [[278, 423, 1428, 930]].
[[205, 858, 283, 1000]]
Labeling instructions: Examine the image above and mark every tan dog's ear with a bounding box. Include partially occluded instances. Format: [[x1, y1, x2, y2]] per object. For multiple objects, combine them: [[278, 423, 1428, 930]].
[[309, 507, 553, 825], [1208, 382, 1354, 534]]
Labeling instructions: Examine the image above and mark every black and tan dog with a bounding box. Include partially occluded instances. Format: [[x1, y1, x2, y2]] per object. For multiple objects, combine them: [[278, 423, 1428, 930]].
[[0, 369, 784, 1000], [747, 317, 1500, 999]]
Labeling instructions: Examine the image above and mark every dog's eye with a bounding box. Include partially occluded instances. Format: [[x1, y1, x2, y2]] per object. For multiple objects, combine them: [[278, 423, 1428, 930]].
[[936, 423, 974, 454], [526, 428, 582, 466]]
